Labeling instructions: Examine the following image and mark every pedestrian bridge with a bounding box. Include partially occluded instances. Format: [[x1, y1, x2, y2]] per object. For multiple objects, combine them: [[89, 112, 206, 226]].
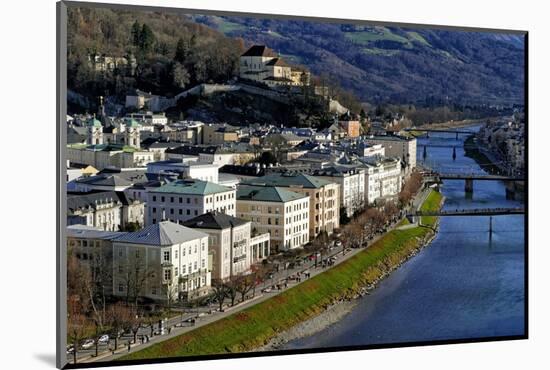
[[410, 207, 525, 217], [438, 173, 525, 181], [406, 128, 476, 134]]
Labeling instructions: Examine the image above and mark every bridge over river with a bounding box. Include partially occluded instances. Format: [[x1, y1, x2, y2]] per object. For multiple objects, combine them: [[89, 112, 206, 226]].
[[411, 207, 525, 217]]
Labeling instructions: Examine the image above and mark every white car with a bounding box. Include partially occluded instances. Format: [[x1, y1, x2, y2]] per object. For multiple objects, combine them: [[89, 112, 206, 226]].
[[98, 334, 109, 344], [81, 339, 94, 349]]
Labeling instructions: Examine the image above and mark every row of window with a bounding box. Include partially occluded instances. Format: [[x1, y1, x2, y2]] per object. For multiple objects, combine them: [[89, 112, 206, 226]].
[[69, 239, 100, 248], [151, 193, 235, 204]]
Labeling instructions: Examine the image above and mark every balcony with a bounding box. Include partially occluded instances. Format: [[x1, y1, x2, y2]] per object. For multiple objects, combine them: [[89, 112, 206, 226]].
[[233, 239, 247, 248], [233, 254, 247, 263]]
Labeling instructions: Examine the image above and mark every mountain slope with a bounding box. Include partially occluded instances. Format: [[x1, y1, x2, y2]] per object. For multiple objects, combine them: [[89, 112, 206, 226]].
[[193, 15, 525, 105]]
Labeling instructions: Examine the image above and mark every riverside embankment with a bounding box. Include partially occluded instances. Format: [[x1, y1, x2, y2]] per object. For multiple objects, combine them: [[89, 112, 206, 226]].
[[282, 127, 524, 350], [119, 190, 443, 361]]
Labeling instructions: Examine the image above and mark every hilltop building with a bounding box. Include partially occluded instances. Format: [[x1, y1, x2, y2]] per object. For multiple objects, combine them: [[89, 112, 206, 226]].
[[239, 45, 310, 87]]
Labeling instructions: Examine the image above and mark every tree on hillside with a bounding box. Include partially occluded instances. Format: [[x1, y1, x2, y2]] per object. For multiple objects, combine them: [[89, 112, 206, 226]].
[[174, 37, 188, 63], [172, 62, 190, 90], [131, 21, 141, 47], [138, 24, 155, 54]]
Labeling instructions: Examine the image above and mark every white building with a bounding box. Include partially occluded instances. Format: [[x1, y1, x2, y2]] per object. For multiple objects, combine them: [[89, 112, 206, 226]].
[[125, 111, 168, 126], [112, 221, 211, 302], [86, 117, 104, 145], [363, 135, 417, 172], [66, 144, 155, 170], [147, 160, 219, 183], [355, 143, 385, 158], [67, 191, 145, 231], [361, 158, 403, 205], [146, 179, 236, 225], [313, 166, 366, 218], [239, 45, 309, 87], [184, 212, 257, 281]]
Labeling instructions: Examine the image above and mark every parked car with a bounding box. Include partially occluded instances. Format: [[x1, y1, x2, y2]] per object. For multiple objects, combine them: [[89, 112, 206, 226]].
[[98, 334, 109, 344], [81, 339, 94, 349], [334, 241, 343, 247], [66, 345, 75, 354]]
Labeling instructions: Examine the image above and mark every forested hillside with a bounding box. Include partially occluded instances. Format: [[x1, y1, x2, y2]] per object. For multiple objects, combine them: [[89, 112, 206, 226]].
[[194, 15, 525, 105], [67, 7, 245, 99]]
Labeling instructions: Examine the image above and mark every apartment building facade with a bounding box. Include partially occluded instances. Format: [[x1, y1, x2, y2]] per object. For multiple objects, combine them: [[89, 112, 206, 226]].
[[236, 185, 310, 251], [146, 179, 236, 225]]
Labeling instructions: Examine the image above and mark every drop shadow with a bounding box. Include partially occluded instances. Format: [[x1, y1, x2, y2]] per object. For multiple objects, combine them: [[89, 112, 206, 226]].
[[34, 353, 56, 367]]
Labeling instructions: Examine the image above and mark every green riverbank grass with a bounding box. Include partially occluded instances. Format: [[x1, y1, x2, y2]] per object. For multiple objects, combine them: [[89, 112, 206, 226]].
[[120, 190, 443, 360], [420, 189, 443, 227]]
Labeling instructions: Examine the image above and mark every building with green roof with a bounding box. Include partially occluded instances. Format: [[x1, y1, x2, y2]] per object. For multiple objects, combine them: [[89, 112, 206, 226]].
[[87, 117, 103, 128], [146, 179, 236, 226], [236, 184, 310, 251], [242, 172, 333, 189], [241, 172, 341, 238]]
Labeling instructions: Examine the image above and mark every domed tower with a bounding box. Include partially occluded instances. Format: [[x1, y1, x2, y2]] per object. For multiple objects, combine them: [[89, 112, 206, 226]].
[[86, 116, 103, 145], [124, 118, 141, 149]]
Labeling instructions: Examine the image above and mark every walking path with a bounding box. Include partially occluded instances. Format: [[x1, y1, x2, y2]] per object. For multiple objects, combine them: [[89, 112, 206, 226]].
[[75, 185, 432, 364]]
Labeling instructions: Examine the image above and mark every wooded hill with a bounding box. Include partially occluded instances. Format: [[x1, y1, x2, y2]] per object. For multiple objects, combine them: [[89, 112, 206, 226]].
[[67, 7, 245, 99], [195, 15, 525, 106]]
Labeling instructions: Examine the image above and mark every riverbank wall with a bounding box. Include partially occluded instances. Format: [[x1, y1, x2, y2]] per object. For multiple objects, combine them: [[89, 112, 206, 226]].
[[120, 191, 444, 361], [463, 134, 524, 201]]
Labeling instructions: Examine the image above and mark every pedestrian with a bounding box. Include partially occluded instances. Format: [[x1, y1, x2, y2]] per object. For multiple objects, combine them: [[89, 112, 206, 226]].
[[127, 342, 131, 352]]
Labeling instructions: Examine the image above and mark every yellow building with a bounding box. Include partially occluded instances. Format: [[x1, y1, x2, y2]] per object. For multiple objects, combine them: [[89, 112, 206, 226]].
[[237, 185, 310, 251], [242, 173, 340, 239]]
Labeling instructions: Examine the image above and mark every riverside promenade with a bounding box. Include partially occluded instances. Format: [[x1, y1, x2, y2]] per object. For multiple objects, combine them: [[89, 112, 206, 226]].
[[78, 187, 436, 364]]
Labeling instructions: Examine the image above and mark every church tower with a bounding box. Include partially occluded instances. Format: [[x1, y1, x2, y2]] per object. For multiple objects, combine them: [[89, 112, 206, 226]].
[[124, 118, 141, 149], [86, 116, 103, 145]]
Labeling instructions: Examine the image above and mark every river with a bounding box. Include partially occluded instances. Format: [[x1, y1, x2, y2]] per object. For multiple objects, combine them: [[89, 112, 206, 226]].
[[283, 125, 525, 349]]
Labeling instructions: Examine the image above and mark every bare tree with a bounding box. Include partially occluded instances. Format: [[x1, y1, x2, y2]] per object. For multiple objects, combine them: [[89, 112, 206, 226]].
[[107, 303, 133, 351], [211, 279, 227, 311], [144, 309, 160, 338], [309, 231, 330, 267], [225, 276, 239, 307], [67, 291, 91, 364], [67, 251, 92, 364], [119, 252, 154, 306], [126, 306, 143, 344], [164, 283, 179, 311], [235, 273, 256, 303]]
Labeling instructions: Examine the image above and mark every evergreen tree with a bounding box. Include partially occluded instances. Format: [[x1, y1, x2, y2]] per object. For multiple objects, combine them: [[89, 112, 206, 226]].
[[174, 37, 187, 63], [139, 24, 155, 53], [131, 21, 141, 47]]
